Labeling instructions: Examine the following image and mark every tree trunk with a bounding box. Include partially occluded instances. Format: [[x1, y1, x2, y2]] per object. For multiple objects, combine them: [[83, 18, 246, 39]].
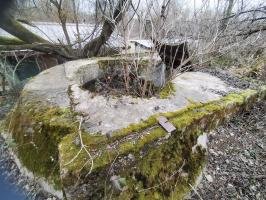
[[0, 43, 76, 59], [220, 0, 235, 32], [83, 0, 130, 57], [61, 19, 71, 45], [0, 36, 26, 45], [0, 15, 75, 59], [0, 15, 48, 43]]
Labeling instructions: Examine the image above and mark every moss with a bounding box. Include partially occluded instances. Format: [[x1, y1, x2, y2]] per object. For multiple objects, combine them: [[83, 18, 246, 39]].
[[5, 101, 78, 189], [60, 127, 167, 174], [0, 36, 26, 45], [111, 116, 158, 140], [116, 130, 207, 200], [159, 82, 176, 99], [8, 86, 262, 199], [259, 85, 266, 99], [60, 87, 263, 157], [10, 18, 47, 43], [59, 87, 266, 199]]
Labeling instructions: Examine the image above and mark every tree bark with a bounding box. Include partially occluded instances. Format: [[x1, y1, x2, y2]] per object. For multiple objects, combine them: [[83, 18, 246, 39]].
[[0, 0, 131, 60], [220, 0, 235, 32], [83, 0, 130, 57], [0, 15, 48, 43], [0, 36, 26, 45], [0, 15, 75, 59], [237, 25, 266, 37], [0, 43, 76, 59]]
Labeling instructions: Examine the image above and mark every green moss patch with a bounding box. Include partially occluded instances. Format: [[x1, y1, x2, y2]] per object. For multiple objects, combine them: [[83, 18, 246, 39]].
[[5, 101, 78, 189], [60, 87, 264, 174], [159, 81, 176, 99]]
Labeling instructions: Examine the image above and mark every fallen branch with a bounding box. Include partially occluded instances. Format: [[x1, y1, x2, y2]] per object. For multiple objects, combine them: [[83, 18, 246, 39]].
[[64, 117, 94, 175], [0, 43, 76, 59], [237, 25, 266, 37]]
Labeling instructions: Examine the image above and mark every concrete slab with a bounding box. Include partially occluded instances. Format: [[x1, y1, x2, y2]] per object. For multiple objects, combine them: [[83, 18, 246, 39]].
[[23, 64, 70, 108], [64, 59, 101, 85], [70, 71, 238, 134]]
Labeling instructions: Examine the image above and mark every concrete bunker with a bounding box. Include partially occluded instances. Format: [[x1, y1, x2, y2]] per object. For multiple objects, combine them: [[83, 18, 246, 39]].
[[1, 56, 266, 200]]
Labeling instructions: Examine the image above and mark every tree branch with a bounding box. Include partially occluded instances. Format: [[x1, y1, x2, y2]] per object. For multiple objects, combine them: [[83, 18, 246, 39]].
[[220, 6, 266, 21], [237, 25, 266, 37], [82, 0, 131, 57], [0, 15, 48, 44], [0, 43, 76, 59], [0, 36, 26, 45]]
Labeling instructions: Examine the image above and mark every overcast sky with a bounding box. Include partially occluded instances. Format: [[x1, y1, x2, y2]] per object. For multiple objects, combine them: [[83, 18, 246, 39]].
[[132, 0, 265, 10]]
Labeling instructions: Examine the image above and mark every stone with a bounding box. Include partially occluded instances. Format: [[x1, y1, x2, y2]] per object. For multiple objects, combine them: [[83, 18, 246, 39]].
[[71, 71, 238, 134], [140, 62, 167, 87], [157, 116, 176, 133], [128, 153, 135, 161], [64, 59, 102, 85], [205, 174, 214, 182], [110, 176, 127, 191]]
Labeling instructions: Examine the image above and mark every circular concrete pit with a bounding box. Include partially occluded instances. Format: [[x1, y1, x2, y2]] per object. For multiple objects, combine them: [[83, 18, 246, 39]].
[[1, 57, 265, 200]]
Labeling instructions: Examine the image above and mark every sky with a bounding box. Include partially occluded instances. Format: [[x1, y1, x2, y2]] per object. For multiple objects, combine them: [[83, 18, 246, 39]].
[[132, 0, 265, 10]]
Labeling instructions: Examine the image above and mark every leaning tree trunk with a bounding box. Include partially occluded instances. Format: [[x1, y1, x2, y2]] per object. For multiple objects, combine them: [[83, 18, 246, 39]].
[[0, 15, 48, 44], [0, 15, 75, 59], [83, 0, 131, 57], [220, 0, 235, 32]]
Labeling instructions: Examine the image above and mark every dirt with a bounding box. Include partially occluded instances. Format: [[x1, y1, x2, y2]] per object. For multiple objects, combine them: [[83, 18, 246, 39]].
[[187, 101, 266, 200]]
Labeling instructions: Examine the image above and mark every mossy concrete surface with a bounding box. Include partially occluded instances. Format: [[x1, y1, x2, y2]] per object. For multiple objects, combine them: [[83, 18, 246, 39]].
[[1, 58, 265, 200], [59, 86, 266, 200], [4, 96, 78, 190]]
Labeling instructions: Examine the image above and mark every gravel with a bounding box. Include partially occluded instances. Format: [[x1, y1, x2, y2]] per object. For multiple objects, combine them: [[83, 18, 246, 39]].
[[199, 67, 261, 89], [187, 101, 266, 200]]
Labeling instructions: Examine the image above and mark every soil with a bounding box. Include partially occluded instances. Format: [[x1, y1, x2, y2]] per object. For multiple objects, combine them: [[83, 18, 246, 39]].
[[82, 73, 157, 98], [187, 101, 266, 200]]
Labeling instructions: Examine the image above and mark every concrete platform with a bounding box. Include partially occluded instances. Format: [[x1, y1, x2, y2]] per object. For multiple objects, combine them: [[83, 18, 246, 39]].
[[3, 58, 265, 200]]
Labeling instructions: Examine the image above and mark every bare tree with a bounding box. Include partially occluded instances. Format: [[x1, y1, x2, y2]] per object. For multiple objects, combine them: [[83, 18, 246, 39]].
[[0, 0, 132, 59], [220, 0, 235, 32]]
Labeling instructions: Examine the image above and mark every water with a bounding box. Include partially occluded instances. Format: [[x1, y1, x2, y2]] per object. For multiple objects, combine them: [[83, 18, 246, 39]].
[[0, 171, 26, 200]]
